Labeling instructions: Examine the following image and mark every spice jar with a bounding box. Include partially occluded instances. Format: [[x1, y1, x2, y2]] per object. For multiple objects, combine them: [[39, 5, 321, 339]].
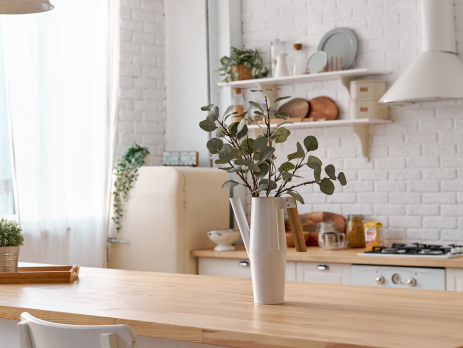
[[346, 215, 365, 248]]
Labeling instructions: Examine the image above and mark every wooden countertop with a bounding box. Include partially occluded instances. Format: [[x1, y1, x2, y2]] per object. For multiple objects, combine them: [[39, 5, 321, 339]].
[[191, 246, 463, 268], [1, 266, 463, 348]]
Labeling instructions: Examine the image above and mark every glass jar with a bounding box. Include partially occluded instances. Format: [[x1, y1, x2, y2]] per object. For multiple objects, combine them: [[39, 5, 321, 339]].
[[232, 88, 244, 123], [317, 222, 346, 249], [269, 39, 285, 77], [346, 215, 365, 248], [293, 43, 304, 75]]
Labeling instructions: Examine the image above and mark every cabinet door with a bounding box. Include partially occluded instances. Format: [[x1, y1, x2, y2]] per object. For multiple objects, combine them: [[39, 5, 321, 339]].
[[198, 258, 296, 281], [296, 262, 351, 284], [446, 268, 463, 291]]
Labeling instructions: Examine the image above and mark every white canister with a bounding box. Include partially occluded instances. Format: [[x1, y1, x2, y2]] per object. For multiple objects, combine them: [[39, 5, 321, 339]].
[[350, 79, 386, 99], [349, 98, 388, 120]]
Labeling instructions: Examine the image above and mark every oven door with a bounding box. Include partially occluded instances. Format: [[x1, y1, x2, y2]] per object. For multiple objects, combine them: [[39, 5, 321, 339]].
[[351, 265, 445, 290]]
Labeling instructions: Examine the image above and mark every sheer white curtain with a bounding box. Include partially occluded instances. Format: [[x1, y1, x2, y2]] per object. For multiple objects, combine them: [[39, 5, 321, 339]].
[[3, 0, 119, 267]]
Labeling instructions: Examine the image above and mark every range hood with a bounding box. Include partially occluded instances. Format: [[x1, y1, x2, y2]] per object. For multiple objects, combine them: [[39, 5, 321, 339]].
[[378, 0, 463, 105]]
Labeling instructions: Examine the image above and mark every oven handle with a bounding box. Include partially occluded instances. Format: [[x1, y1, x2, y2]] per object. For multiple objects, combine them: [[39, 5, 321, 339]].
[[317, 264, 329, 271]]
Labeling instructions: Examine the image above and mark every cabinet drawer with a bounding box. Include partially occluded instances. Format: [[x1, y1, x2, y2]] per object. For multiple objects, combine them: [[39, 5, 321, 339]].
[[296, 262, 351, 284], [198, 258, 296, 281], [446, 268, 463, 291]]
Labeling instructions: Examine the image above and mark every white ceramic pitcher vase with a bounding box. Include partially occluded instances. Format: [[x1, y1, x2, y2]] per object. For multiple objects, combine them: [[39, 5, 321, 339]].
[[230, 197, 305, 305]]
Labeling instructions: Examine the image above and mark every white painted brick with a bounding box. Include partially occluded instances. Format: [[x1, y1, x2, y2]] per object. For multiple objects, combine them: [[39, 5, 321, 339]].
[[419, 119, 453, 132], [390, 193, 422, 204], [406, 204, 439, 216], [423, 193, 457, 204], [442, 155, 463, 168], [438, 131, 463, 143], [374, 204, 405, 216], [374, 181, 406, 193], [424, 217, 457, 229], [405, 132, 437, 144], [423, 168, 456, 180], [389, 216, 421, 228], [358, 170, 388, 181], [389, 169, 422, 181], [374, 157, 406, 170], [406, 229, 440, 241], [441, 205, 463, 217], [358, 193, 388, 204], [442, 230, 463, 241], [342, 204, 374, 216], [389, 145, 421, 157], [407, 181, 440, 193], [422, 143, 456, 155], [407, 156, 439, 169]]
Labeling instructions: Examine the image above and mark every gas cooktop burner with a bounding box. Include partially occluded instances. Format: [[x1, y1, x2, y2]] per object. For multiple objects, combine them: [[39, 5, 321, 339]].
[[359, 243, 463, 258]]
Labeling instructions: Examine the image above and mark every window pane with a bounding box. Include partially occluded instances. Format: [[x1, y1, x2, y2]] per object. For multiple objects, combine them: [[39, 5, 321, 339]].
[[0, 17, 15, 218]]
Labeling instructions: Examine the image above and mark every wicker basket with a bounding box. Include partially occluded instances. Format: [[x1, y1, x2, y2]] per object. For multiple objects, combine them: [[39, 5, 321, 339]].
[[231, 64, 252, 81]]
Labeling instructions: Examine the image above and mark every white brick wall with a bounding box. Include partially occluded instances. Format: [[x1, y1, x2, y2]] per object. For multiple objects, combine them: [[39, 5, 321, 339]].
[[117, 0, 165, 165], [242, 0, 463, 245]]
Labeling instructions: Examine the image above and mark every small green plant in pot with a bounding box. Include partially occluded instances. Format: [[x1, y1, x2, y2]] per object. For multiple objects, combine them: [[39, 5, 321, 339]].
[[0, 219, 24, 272], [113, 144, 150, 233], [217, 46, 269, 83]]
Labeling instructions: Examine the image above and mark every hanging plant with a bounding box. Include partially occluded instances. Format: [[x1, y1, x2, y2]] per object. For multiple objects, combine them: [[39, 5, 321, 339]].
[[112, 144, 150, 233]]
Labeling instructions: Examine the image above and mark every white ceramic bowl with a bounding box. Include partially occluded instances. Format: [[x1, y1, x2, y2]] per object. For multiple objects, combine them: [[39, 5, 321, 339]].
[[207, 229, 241, 251]]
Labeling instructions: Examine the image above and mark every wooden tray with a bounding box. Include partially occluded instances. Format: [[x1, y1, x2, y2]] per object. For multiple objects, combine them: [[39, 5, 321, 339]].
[[0, 265, 79, 284]]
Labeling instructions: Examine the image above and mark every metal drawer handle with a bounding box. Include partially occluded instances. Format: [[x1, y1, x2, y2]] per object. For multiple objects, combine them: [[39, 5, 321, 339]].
[[317, 264, 329, 271], [108, 237, 128, 244], [239, 261, 249, 267]]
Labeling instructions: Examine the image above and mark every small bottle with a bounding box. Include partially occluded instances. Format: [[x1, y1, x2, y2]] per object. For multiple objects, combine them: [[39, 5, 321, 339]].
[[269, 39, 286, 77], [293, 43, 304, 76], [232, 88, 244, 123]]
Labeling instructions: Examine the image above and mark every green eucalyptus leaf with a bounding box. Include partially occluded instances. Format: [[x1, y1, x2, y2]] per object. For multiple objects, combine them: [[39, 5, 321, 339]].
[[237, 124, 248, 140], [245, 159, 260, 172], [218, 166, 233, 170], [234, 158, 246, 165], [206, 106, 220, 122], [216, 127, 226, 138], [325, 164, 336, 180], [287, 190, 305, 204], [255, 162, 269, 179], [223, 105, 235, 117], [279, 162, 295, 172], [237, 118, 247, 133], [228, 122, 239, 136], [314, 166, 321, 183], [272, 127, 290, 143], [319, 178, 335, 195], [281, 171, 293, 182], [303, 135, 318, 152], [275, 112, 290, 120], [199, 120, 217, 132], [307, 155, 322, 169], [253, 137, 268, 152], [250, 89, 262, 92], [201, 104, 213, 111], [219, 144, 235, 162], [240, 138, 254, 154], [274, 96, 291, 103], [259, 179, 277, 190], [259, 147, 275, 161], [255, 184, 268, 192], [221, 180, 239, 189], [215, 159, 228, 165], [338, 172, 347, 186], [249, 101, 263, 112], [234, 148, 245, 159], [206, 138, 224, 154], [227, 165, 242, 173]]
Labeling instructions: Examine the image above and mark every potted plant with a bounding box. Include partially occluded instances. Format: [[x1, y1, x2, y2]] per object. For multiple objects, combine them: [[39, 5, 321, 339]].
[[199, 89, 347, 304], [113, 144, 150, 233], [0, 218, 24, 272], [217, 46, 269, 83]]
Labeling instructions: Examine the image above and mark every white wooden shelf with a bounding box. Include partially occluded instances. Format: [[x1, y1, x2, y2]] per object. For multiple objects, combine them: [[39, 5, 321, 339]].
[[217, 68, 391, 89], [247, 118, 391, 130], [249, 118, 392, 161]]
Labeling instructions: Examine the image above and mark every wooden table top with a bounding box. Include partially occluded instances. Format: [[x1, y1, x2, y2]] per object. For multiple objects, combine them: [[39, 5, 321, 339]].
[[191, 246, 463, 268], [1, 266, 463, 348]]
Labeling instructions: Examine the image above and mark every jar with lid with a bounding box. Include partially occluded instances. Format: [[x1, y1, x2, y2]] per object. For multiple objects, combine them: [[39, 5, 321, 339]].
[[346, 215, 365, 248], [293, 43, 304, 75], [269, 39, 285, 77], [232, 88, 244, 123]]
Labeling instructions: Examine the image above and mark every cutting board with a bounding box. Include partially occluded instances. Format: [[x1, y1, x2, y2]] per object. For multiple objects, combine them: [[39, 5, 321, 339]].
[[285, 211, 345, 246], [305, 96, 338, 121], [277, 98, 309, 120]]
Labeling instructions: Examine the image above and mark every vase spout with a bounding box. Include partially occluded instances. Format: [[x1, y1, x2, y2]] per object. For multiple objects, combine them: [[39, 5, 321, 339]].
[[229, 198, 250, 255]]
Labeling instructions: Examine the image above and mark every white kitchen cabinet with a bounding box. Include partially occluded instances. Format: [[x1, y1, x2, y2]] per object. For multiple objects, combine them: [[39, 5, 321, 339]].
[[296, 262, 351, 285], [198, 258, 297, 281], [445, 268, 463, 291]]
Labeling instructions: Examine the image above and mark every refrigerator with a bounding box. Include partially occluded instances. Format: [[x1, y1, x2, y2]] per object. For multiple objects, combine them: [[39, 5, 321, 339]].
[[107, 166, 230, 275]]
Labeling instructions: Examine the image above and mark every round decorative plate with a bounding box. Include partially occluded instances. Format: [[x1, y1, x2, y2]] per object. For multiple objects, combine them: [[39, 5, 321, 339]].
[[317, 28, 358, 70], [307, 51, 328, 74]]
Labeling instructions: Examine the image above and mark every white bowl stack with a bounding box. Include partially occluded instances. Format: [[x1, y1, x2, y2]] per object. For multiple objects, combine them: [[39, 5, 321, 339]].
[[349, 79, 388, 120]]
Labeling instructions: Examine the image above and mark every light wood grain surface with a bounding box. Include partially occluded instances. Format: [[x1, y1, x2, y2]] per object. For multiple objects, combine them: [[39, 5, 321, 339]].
[[1, 266, 463, 348], [190, 246, 463, 269]]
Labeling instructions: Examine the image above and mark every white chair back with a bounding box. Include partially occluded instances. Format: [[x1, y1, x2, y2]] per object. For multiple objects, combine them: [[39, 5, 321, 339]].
[[18, 312, 136, 348]]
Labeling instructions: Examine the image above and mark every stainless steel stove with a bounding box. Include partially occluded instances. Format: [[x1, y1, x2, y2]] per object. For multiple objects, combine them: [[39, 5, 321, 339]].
[[357, 243, 463, 259]]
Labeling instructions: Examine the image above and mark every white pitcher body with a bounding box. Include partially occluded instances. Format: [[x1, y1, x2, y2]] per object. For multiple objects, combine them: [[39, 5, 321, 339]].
[[249, 197, 287, 304], [274, 53, 289, 77]]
